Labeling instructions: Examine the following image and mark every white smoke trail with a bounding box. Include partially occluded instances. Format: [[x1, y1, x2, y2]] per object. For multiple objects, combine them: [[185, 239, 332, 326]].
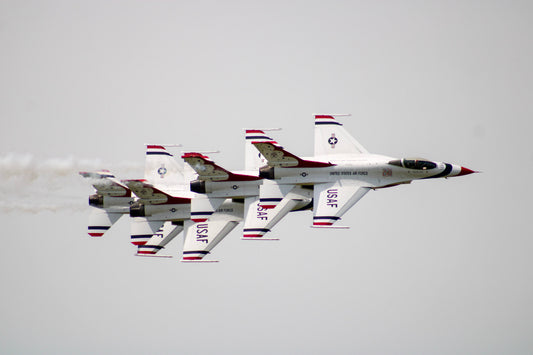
[[0, 153, 143, 214]]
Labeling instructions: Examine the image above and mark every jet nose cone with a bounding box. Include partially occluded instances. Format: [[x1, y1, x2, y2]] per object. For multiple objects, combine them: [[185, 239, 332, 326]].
[[457, 167, 476, 176]]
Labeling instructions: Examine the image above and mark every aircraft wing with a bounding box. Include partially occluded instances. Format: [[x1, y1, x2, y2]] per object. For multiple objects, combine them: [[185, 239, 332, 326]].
[[79, 171, 132, 197], [242, 183, 312, 240], [130, 217, 165, 246], [182, 152, 261, 182], [312, 180, 371, 227], [181, 219, 239, 261], [87, 207, 125, 237], [190, 196, 226, 222], [137, 221, 184, 256], [122, 179, 190, 205], [181, 201, 243, 261], [252, 141, 333, 168]]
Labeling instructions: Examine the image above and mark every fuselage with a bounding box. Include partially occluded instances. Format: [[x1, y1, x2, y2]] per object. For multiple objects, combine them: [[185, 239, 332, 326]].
[[259, 154, 474, 188]]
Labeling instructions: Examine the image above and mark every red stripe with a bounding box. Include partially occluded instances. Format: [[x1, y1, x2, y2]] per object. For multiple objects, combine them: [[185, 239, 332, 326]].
[[252, 140, 278, 145], [243, 234, 264, 238], [192, 218, 208, 223], [88, 232, 104, 237], [183, 256, 203, 260], [315, 115, 335, 119], [246, 129, 265, 134], [259, 204, 276, 209], [147, 145, 166, 150], [313, 222, 333, 226], [131, 241, 147, 246], [137, 251, 156, 255], [181, 152, 209, 159]]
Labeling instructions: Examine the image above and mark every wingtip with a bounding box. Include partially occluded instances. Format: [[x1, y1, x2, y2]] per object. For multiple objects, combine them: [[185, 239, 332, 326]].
[[181, 152, 210, 159]]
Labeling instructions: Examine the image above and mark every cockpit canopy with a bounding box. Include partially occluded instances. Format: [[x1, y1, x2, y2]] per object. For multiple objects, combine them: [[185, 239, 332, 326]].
[[388, 158, 437, 170]]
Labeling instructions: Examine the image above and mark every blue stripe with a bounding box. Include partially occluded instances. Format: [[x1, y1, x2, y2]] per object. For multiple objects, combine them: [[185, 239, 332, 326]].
[[190, 211, 214, 216], [183, 250, 210, 255], [131, 234, 153, 239], [146, 151, 173, 157], [315, 121, 342, 126], [260, 198, 282, 202], [313, 216, 340, 220], [422, 163, 453, 179], [246, 135, 270, 140], [89, 226, 110, 230]]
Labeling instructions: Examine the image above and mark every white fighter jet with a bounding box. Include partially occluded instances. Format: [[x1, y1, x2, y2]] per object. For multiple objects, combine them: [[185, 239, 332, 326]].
[[252, 114, 476, 228], [122, 145, 194, 257], [179, 129, 314, 261], [79, 170, 134, 237], [124, 145, 246, 261]]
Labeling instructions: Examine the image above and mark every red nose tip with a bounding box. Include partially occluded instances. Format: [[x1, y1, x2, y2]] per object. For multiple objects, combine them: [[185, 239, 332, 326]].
[[457, 167, 476, 176]]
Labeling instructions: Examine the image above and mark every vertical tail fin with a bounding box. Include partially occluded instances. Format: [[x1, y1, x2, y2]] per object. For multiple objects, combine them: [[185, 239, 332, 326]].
[[314, 114, 368, 157], [244, 129, 278, 172], [144, 145, 193, 191]]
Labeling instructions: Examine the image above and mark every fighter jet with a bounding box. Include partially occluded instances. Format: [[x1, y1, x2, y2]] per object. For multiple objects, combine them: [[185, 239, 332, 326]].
[[79, 170, 134, 237], [122, 145, 193, 257], [253, 114, 476, 228], [179, 129, 315, 261], [124, 145, 246, 261]]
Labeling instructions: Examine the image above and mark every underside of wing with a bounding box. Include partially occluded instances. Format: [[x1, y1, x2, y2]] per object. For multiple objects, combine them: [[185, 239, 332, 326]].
[[130, 218, 165, 246], [242, 184, 312, 240], [137, 220, 184, 256], [190, 196, 226, 222], [88, 207, 124, 237], [313, 180, 370, 227], [181, 218, 240, 261]]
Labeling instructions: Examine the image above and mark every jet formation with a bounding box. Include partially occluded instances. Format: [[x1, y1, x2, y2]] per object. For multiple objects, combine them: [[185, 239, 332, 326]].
[[80, 114, 476, 262]]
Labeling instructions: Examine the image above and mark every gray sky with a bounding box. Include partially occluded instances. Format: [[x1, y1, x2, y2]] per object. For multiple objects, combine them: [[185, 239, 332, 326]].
[[1, 1, 532, 354]]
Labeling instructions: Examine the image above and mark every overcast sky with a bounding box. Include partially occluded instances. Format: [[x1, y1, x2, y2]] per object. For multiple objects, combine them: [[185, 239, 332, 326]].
[[1, 1, 532, 354]]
